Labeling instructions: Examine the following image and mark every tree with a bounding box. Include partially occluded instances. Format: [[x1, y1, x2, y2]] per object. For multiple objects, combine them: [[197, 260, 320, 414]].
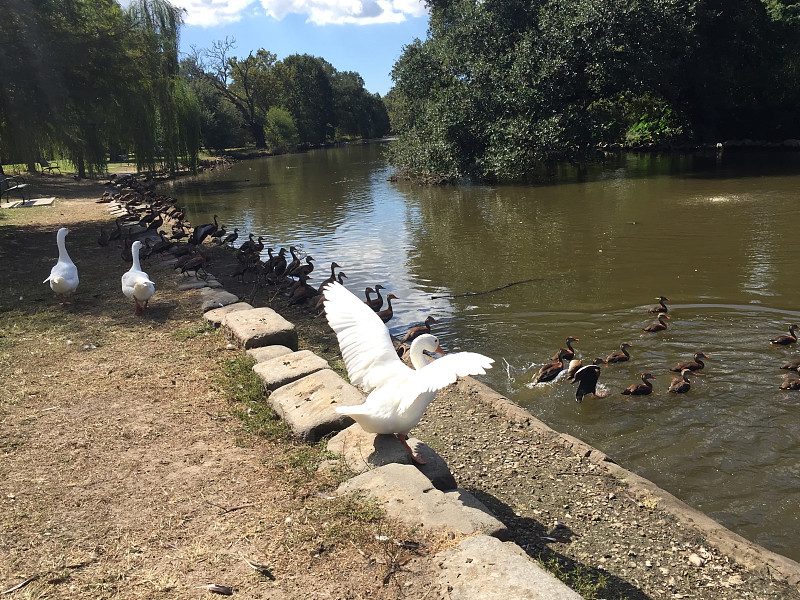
[[388, 0, 800, 182], [265, 107, 299, 153], [193, 39, 276, 148], [0, 0, 200, 177], [182, 58, 248, 151], [275, 54, 336, 147]]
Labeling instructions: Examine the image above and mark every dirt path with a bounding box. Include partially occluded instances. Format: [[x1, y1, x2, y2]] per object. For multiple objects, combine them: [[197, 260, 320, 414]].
[[2, 173, 799, 600]]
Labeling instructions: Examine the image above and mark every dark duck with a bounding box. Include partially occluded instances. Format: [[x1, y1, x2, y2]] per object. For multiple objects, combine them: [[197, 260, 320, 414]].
[[622, 372, 656, 396]]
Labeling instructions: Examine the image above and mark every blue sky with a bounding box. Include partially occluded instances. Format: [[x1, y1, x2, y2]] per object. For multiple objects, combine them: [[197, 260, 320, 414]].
[[171, 0, 431, 96]]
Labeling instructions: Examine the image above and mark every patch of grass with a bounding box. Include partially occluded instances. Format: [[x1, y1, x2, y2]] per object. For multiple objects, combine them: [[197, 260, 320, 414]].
[[218, 354, 289, 442], [538, 555, 611, 600], [171, 321, 216, 341]]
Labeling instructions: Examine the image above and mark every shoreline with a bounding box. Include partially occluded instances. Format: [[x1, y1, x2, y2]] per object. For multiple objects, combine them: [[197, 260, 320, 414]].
[[5, 172, 800, 599], [446, 375, 800, 586]]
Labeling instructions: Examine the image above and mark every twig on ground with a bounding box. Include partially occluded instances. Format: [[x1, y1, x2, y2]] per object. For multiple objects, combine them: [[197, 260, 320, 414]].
[[2, 576, 39, 595]]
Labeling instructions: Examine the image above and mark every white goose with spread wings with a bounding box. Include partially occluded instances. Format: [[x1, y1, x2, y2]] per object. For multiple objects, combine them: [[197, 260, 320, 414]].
[[323, 282, 493, 464]]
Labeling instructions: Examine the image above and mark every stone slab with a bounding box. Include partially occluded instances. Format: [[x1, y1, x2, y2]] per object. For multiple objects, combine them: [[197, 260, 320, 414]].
[[222, 306, 298, 350], [198, 288, 240, 314], [2, 196, 56, 208], [436, 535, 584, 600], [267, 369, 364, 441], [327, 424, 457, 491], [176, 278, 210, 290], [204, 302, 255, 327], [246, 345, 294, 363], [337, 463, 507, 539], [253, 350, 329, 391]]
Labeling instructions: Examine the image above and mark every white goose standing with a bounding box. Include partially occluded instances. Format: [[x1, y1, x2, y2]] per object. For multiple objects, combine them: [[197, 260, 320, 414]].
[[121, 240, 155, 315], [43, 227, 79, 304], [323, 282, 493, 464]]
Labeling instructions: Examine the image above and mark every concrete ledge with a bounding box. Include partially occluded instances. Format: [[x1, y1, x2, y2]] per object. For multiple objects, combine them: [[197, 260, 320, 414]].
[[222, 306, 298, 350], [337, 463, 507, 539], [198, 288, 240, 313], [204, 302, 255, 327], [436, 535, 584, 599], [246, 345, 294, 363], [267, 369, 363, 441], [252, 350, 329, 391], [176, 278, 210, 290], [327, 425, 457, 491]]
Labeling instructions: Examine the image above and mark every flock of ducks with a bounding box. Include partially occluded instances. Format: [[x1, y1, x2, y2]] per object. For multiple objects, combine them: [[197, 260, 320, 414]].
[[529, 296, 714, 402], [531, 295, 800, 402]]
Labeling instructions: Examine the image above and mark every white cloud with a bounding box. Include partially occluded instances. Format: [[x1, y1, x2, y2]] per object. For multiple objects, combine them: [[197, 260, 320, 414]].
[[170, 0, 428, 27], [171, 0, 257, 26]]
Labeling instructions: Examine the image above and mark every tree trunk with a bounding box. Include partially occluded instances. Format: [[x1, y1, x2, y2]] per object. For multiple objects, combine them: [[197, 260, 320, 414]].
[[76, 156, 86, 180], [252, 122, 267, 148]]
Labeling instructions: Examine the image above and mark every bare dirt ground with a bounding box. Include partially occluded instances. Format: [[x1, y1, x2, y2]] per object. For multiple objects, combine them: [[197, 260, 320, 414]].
[[2, 172, 800, 600]]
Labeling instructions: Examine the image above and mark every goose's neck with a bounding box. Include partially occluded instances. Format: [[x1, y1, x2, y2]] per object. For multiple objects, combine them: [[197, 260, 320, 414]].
[[57, 231, 71, 263], [132, 245, 142, 271], [409, 341, 429, 370]]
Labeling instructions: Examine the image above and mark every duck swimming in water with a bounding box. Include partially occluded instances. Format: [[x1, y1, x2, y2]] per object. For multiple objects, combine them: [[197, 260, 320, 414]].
[[622, 372, 656, 396], [643, 313, 670, 332], [402, 316, 439, 344], [670, 352, 709, 372], [551, 336, 579, 361], [606, 342, 633, 364], [770, 324, 799, 346], [532, 348, 571, 384], [668, 369, 695, 393], [649, 296, 670, 314]]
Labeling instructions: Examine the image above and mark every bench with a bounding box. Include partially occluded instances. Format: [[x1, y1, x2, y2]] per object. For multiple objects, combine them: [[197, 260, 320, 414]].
[[0, 173, 29, 204], [39, 159, 61, 174]]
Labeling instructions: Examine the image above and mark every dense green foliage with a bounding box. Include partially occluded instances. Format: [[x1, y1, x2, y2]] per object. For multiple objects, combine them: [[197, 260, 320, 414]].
[[0, 0, 200, 176], [388, 0, 800, 182], [188, 40, 391, 152]]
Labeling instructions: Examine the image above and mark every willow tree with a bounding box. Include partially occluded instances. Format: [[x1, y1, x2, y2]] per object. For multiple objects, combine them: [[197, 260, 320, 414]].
[[122, 0, 200, 174], [0, 0, 199, 177]]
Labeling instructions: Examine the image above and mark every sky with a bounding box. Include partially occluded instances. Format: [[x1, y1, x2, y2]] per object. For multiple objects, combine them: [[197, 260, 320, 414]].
[[170, 0, 432, 96]]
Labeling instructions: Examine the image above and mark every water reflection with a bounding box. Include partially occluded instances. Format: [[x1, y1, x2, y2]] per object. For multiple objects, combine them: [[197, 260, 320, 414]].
[[168, 144, 800, 560]]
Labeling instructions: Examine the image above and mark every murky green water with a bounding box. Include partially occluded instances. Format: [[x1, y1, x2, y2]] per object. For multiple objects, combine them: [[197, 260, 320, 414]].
[[168, 143, 800, 561]]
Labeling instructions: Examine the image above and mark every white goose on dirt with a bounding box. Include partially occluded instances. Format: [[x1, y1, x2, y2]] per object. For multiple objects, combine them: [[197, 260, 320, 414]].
[[121, 240, 155, 316], [43, 227, 79, 304]]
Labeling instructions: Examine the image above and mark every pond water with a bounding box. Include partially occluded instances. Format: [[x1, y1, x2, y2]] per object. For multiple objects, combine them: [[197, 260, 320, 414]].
[[167, 143, 800, 561]]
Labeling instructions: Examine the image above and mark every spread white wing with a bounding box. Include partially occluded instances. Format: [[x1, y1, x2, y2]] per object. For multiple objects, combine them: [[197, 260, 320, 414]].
[[323, 281, 408, 391]]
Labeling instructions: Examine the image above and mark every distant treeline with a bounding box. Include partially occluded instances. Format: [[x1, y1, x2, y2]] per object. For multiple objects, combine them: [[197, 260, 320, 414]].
[[182, 38, 390, 154], [0, 0, 390, 178], [385, 0, 800, 183]]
